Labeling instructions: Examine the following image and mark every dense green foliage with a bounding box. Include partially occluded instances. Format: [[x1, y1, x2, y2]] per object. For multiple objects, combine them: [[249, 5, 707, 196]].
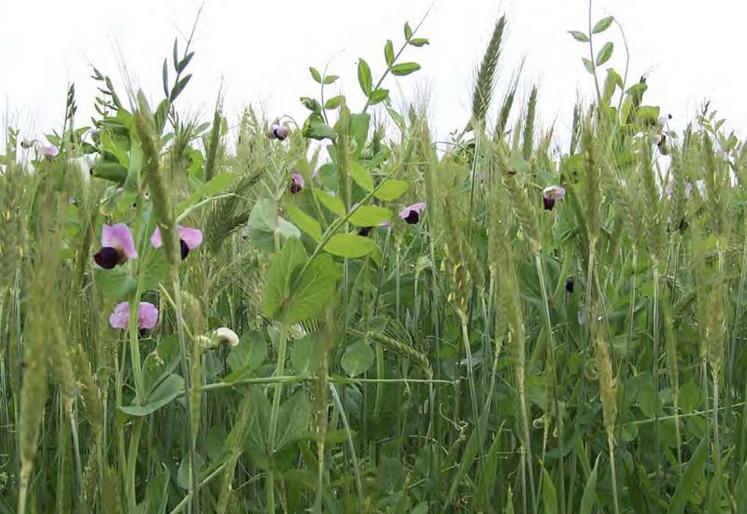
[[2, 7, 747, 514]]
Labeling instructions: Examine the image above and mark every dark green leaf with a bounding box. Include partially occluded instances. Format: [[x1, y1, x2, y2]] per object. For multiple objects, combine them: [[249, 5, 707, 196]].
[[300, 97, 322, 112], [120, 374, 184, 416], [262, 237, 307, 320], [94, 267, 137, 300], [667, 434, 708, 514], [169, 74, 192, 102], [579, 456, 600, 514], [341, 341, 374, 377]]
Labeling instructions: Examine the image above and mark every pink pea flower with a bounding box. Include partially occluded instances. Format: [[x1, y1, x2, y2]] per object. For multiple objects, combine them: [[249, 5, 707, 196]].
[[93, 224, 138, 269], [290, 172, 305, 194], [270, 123, 289, 141], [150, 225, 203, 260], [399, 202, 426, 225], [41, 144, 59, 160], [109, 301, 159, 331], [542, 185, 566, 211]]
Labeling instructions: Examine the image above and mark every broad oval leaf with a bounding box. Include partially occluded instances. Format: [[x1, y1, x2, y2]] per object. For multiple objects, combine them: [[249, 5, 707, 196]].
[[368, 88, 390, 105], [341, 341, 374, 377], [349, 205, 392, 227], [314, 189, 346, 217], [568, 30, 590, 42], [357, 59, 373, 95], [595, 42, 614, 66], [309, 67, 322, 83], [592, 16, 614, 34], [374, 179, 409, 201], [324, 95, 345, 110], [350, 161, 374, 191], [390, 62, 421, 76], [283, 254, 341, 324], [384, 40, 395, 66], [324, 234, 376, 258], [120, 374, 184, 417], [285, 204, 323, 241]]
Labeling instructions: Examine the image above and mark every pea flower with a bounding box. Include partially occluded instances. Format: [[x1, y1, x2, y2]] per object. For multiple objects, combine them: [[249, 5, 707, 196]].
[[109, 302, 159, 331], [93, 224, 138, 269], [565, 277, 574, 293], [41, 144, 59, 160], [290, 172, 305, 194], [213, 327, 239, 347], [270, 123, 289, 141], [542, 185, 566, 211], [150, 226, 203, 260], [399, 202, 426, 225]]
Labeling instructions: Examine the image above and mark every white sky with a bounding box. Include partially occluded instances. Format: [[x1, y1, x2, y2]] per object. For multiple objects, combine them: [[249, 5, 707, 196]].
[[1, 0, 745, 148]]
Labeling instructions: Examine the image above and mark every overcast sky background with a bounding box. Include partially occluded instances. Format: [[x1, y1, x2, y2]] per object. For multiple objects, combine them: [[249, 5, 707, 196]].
[[1, 0, 744, 148]]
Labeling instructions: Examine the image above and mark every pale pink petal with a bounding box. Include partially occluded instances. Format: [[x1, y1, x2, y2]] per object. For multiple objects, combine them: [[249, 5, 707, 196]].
[[291, 172, 305, 188], [178, 226, 203, 249], [150, 227, 163, 248], [137, 302, 159, 330], [399, 202, 426, 219], [102, 224, 138, 259], [109, 302, 130, 330]]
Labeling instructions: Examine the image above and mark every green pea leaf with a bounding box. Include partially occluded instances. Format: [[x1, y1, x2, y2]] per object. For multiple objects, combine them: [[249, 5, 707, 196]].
[[94, 267, 137, 300], [350, 160, 374, 191], [309, 67, 322, 83], [568, 30, 590, 42], [120, 374, 184, 417], [592, 16, 614, 34], [390, 62, 421, 76], [324, 234, 376, 258], [357, 59, 373, 95], [384, 40, 395, 66], [314, 189, 346, 217], [285, 204, 323, 241], [409, 38, 429, 47], [349, 205, 392, 227], [367, 88, 389, 105], [595, 42, 614, 66], [374, 179, 409, 201], [341, 341, 374, 377], [324, 95, 345, 110]]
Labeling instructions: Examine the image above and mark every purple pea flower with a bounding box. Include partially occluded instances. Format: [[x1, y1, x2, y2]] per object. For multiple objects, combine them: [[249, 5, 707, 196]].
[[150, 225, 203, 260], [290, 172, 305, 194], [399, 202, 426, 225], [542, 185, 566, 211], [93, 224, 138, 269], [270, 123, 289, 141], [41, 144, 59, 160], [109, 301, 159, 331]]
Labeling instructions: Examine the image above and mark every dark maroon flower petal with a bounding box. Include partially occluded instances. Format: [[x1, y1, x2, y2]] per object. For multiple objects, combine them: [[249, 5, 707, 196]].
[[94, 247, 120, 269], [358, 226, 372, 237], [180, 239, 189, 260], [565, 277, 574, 293], [403, 210, 420, 224], [543, 196, 555, 211]]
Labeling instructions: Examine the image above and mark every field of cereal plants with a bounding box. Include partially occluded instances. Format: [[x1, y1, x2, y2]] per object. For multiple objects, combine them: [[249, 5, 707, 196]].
[[2, 5, 747, 513]]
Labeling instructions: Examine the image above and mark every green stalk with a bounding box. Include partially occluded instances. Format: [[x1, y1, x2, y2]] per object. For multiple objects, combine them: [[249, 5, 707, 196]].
[[533, 252, 565, 510], [266, 322, 289, 513]]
